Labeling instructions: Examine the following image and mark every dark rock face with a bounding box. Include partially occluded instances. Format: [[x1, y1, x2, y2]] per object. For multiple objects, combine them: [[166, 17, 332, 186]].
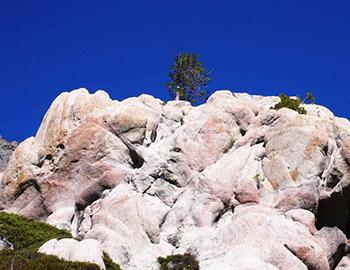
[[0, 136, 17, 171]]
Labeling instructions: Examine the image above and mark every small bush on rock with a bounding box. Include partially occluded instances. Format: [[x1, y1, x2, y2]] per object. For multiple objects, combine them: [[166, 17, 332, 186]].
[[0, 212, 71, 251], [158, 253, 200, 270], [271, 94, 306, 114]]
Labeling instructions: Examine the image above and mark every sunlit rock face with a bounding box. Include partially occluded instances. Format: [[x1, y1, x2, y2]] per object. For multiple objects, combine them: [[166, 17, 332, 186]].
[[38, 238, 106, 270], [2, 88, 350, 269]]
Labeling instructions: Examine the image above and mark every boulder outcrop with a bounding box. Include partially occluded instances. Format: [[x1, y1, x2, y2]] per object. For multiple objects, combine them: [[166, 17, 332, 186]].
[[0, 136, 17, 172], [39, 238, 106, 269], [1, 88, 350, 269]]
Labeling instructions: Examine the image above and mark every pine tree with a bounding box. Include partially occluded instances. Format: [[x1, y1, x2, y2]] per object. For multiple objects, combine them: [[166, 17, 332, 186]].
[[166, 52, 212, 104]]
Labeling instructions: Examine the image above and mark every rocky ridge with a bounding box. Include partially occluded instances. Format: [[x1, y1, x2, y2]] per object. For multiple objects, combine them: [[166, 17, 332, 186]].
[[1, 88, 350, 269]]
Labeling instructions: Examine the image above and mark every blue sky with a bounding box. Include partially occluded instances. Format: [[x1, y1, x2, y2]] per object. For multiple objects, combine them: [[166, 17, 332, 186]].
[[1, 0, 350, 141]]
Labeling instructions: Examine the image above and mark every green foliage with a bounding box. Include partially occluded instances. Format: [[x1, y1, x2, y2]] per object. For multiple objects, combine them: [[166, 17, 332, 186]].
[[158, 253, 200, 270], [271, 93, 307, 114], [0, 249, 100, 270], [166, 52, 212, 104], [103, 252, 122, 270], [272, 92, 316, 114], [303, 92, 315, 104], [0, 212, 72, 251], [0, 212, 123, 270]]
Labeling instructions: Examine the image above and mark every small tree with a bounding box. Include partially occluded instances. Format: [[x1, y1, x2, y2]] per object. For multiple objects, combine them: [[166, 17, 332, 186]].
[[166, 52, 212, 104], [303, 92, 315, 104], [271, 92, 316, 115], [272, 94, 306, 114]]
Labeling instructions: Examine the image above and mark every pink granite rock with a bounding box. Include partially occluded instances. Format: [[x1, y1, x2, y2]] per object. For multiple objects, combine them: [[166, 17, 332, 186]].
[[2, 88, 350, 269]]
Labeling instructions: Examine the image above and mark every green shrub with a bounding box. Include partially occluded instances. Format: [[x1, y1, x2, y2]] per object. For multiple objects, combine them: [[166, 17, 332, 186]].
[[158, 253, 200, 270], [0, 249, 101, 270], [0, 212, 123, 270], [271, 94, 307, 114], [0, 212, 72, 251]]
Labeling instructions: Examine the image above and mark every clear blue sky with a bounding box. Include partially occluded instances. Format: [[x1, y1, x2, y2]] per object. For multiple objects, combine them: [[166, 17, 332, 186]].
[[1, 1, 350, 142]]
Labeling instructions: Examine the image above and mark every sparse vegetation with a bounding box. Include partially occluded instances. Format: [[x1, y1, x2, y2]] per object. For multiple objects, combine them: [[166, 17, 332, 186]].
[[0, 212, 122, 270], [166, 52, 212, 104], [271, 94, 306, 114], [0, 212, 71, 251], [0, 249, 101, 270], [271, 92, 315, 115], [158, 253, 200, 270], [303, 92, 315, 104]]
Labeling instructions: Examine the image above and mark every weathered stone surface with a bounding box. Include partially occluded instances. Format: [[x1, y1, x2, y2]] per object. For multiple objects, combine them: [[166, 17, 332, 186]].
[[3, 88, 350, 269], [315, 227, 347, 268], [0, 136, 17, 172], [285, 209, 317, 234], [83, 184, 173, 269], [38, 238, 106, 269], [336, 255, 350, 270]]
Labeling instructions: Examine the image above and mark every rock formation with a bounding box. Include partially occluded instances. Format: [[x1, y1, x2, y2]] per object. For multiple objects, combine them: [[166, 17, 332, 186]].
[[0, 136, 17, 172], [1, 88, 350, 269], [39, 238, 106, 269]]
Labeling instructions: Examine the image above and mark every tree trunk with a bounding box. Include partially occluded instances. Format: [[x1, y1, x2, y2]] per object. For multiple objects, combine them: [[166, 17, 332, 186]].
[[175, 91, 180, 101]]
